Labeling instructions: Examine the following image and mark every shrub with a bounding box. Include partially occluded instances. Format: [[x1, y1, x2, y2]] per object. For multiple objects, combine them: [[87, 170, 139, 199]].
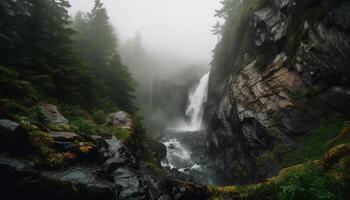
[[283, 117, 349, 166], [28, 106, 50, 127], [105, 126, 131, 141], [28, 75, 56, 96], [71, 117, 97, 135], [60, 104, 87, 120], [91, 110, 106, 124], [276, 165, 343, 200], [238, 164, 344, 200]]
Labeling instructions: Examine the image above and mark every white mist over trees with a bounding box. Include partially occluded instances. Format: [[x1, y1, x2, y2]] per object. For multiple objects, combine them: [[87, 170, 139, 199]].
[[69, 0, 221, 65], [69, 0, 221, 131]]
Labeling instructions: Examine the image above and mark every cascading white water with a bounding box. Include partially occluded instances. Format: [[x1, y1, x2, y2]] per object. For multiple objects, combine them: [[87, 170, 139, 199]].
[[185, 72, 210, 131], [161, 139, 194, 169], [161, 72, 216, 184]]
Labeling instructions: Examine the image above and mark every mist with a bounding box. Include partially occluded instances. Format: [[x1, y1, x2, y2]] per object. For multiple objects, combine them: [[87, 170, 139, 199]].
[[69, 0, 221, 66], [69, 0, 222, 131]]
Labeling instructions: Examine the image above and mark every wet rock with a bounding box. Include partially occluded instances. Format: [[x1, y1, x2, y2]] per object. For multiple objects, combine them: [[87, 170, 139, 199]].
[[164, 168, 193, 182], [158, 179, 209, 200], [0, 154, 35, 171], [254, 5, 286, 43], [112, 168, 148, 200], [0, 119, 32, 154], [280, 109, 318, 135], [205, 0, 350, 184], [320, 87, 350, 116], [50, 131, 82, 142], [40, 104, 68, 125], [145, 140, 167, 166], [92, 135, 112, 162], [103, 137, 137, 171], [168, 143, 175, 149], [0, 155, 79, 200], [242, 118, 274, 148], [106, 111, 133, 129], [330, 1, 350, 29], [44, 167, 116, 200], [76, 142, 99, 162]]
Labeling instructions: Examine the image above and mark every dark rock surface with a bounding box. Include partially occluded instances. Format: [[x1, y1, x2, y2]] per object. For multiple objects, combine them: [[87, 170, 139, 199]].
[[0, 106, 210, 200], [44, 167, 116, 200], [205, 0, 350, 184], [145, 139, 167, 166], [0, 119, 32, 154]]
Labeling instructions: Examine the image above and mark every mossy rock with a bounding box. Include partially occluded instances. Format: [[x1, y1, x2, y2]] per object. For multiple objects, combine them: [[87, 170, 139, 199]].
[[0, 119, 34, 155]]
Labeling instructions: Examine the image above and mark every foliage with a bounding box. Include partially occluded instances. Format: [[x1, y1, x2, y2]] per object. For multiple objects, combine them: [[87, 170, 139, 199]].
[[212, 0, 268, 78], [72, 0, 136, 113], [28, 106, 50, 127], [27, 130, 74, 169], [276, 165, 344, 200], [71, 117, 98, 135], [60, 104, 88, 120], [237, 164, 344, 200], [0, 0, 136, 114], [108, 127, 131, 141], [91, 110, 107, 124], [283, 117, 349, 166]]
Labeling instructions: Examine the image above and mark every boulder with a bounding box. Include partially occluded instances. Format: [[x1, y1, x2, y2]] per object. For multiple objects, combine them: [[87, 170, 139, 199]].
[[112, 168, 148, 200], [44, 167, 116, 200], [144, 177, 210, 200], [103, 137, 137, 171], [106, 111, 132, 129], [0, 119, 32, 154], [0, 154, 35, 171], [40, 104, 68, 125], [91, 135, 112, 163], [145, 140, 167, 166], [52, 141, 99, 163], [0, 155, 79, 200], [50, 131, 82, 142]]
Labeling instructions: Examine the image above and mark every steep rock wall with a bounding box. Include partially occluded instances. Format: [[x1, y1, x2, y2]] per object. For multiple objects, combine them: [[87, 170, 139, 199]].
[[205, 0, 350, 184]]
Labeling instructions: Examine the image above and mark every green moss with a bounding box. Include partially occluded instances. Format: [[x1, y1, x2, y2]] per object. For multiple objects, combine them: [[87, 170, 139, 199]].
[[211, 164, 345, 200], [143, 161, 166, 176], [283, 117, 349, 167], [60, 104, 88, 120], [28, 130, 76, 169], [107, 126, 131, 141], [237, 164, 344, 200], [29, 106, 50, 126], [91, 110, 107, 124], [71, 117, 98, 135]]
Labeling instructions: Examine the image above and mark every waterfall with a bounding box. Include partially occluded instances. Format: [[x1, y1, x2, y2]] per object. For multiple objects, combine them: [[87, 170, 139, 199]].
[[185, 72, 210, 131]]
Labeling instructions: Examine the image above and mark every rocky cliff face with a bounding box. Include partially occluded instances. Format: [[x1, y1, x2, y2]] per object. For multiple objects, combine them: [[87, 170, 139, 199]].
[[205, 0, 350, 184]]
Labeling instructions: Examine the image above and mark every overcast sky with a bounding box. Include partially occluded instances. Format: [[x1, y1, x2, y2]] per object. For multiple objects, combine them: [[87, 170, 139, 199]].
[[69, 0, 221, 66]]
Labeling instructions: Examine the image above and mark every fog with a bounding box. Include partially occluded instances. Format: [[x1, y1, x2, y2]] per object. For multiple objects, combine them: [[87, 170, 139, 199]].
[[69, 0, 222, 131], [69, 0, 221, 66]]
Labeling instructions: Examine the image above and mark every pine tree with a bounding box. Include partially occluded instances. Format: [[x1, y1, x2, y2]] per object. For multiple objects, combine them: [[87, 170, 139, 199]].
[[212, 22, 223, 42], [85, 0, 117, 69], [73, 0, 136, 113]]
